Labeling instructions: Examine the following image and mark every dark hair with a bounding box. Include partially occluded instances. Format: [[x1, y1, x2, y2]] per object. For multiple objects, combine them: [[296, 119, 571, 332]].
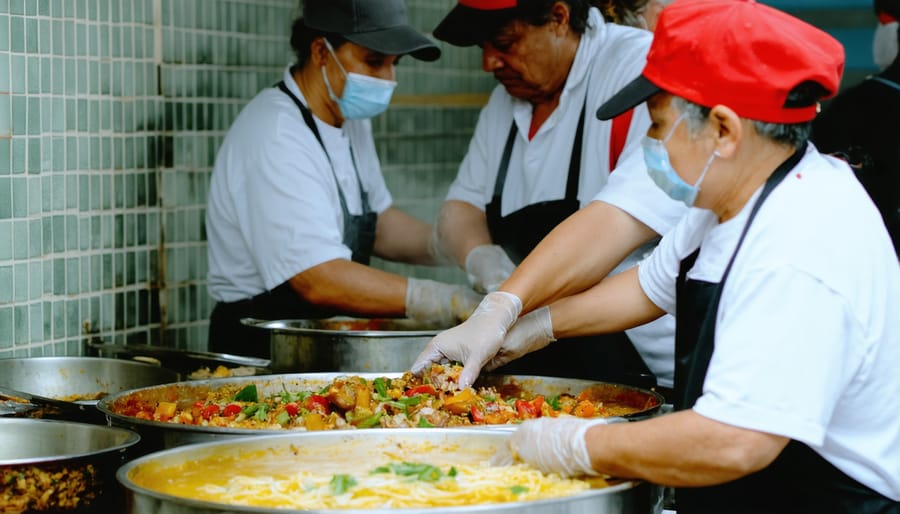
[[592, 0, 651, 28], [515, 0, 592, 34], [289, 17, 347, 67]]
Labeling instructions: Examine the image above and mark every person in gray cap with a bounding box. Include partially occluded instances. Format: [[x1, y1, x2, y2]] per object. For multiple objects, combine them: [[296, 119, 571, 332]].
[[205, 0, 482, 358]]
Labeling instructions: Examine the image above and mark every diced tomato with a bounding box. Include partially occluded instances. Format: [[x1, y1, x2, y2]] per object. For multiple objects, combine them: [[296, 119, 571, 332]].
[[200, 404, 221, 420], [515, 397, 544, 419], [470, 405, 485, 423], [222, 403, 242, 417], [403, 384, 437, 397], [573, 400, 596, 418], [304, 395, 331, 415], [284, 402, 299, 417]]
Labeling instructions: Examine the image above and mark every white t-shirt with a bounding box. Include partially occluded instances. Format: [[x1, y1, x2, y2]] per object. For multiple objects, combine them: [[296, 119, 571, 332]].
[[446, 8, 687, 387], [639, 146, 900, 499], [206, 66, 392, 302]]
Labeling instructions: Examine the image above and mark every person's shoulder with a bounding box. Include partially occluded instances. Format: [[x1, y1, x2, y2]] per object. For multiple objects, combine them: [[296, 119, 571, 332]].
[[596, 23, 652, 61]]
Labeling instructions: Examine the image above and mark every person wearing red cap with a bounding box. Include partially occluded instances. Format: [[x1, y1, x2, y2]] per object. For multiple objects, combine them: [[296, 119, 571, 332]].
[[422, 0, 688, 390], [433, 1, 900, 512], [205, 0, 483, 358], [811, 0, 900, 257]]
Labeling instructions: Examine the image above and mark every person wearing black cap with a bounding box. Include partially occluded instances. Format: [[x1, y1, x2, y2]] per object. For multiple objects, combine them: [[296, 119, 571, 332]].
[[421, 0, 689, 391], [470, 1, 898, 512], [205, 0, 482, 358], [811, 0, 900, 258]]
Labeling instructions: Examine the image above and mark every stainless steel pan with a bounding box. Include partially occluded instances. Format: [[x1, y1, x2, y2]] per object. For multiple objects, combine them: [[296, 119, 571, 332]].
[[117, 429, 663, 514], [97, 372, 664, 452], [240, 317, 444, 373]]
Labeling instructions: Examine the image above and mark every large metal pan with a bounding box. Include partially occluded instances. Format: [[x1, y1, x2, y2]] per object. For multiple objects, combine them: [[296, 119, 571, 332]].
[[240, 317, 445, 373], [86, 341, 271, 378], [117, 428, 663, 514], [97, 372, 664, 453], [0, 418, 140, 513], [0, 357, 180, 423]]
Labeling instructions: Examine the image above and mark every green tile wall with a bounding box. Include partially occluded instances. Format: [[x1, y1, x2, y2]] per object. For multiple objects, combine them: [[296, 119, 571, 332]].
[[0, 0, 492, 354]]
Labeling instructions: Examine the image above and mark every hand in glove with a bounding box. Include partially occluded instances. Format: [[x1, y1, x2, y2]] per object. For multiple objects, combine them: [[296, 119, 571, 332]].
[[411, 291, 522, 389], [484, 306, 556, 372], [464, 244, 517, 294], [405, 278, 483, 328], [502, 416, 626, 477]]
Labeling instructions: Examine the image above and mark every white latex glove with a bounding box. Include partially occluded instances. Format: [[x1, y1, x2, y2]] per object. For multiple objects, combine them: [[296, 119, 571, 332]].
[[504, 416, 626, 477], [464, 244, 517, 294], [405, 278, 483, 328], [410, 291, 522, 388], [484, 306, 556, 371]]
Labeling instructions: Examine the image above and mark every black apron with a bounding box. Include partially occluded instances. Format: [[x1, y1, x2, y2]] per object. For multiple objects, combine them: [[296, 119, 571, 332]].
[[673, 143, 899, 514], [486, 103, 654, 388], [208, 81, 377, 358]]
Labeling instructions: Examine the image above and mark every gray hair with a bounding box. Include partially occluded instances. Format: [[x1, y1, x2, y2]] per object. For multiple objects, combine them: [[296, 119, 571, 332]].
[[670, 96, 811, 149]]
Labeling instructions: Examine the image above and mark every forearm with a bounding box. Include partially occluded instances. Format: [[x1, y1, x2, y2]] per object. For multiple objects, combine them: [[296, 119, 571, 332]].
[[373, 207, 434, 265], [288, 259, 407, 317], [586, 410, 788, 487], [549, 267, 664, 339], [503, 201, 658, 313], [435, 200, 493, 266]]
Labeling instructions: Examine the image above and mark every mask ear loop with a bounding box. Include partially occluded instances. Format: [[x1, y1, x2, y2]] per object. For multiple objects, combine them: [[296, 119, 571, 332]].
[[321, 39, 348, 103], [693, 149, 720, 187]]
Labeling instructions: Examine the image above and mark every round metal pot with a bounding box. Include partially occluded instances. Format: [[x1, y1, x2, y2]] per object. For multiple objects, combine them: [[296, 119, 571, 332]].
[[96, 372, 664, 455], [0, 418, 140, 513], [117, 428, 663, 514], [0, 357, 180, 423], [240, 317, 443, 373]]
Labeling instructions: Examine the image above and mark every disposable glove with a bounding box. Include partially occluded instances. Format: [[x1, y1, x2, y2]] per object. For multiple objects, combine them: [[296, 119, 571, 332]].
[[464, 244, 517, 294], [411, 291, 522, 389], [405, 278, 483, 328], [484, 306, 556, 372], [503, 416, 626, 477]]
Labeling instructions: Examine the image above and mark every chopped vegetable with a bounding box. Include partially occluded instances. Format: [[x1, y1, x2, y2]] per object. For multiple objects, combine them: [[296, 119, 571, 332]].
[[510, 485, 529, 495], [373, 377, 389, 398], [330, 474, 357, 495], [417, 417, 434, 428], [356, 412, 383, 429], [233, 384, 258, 402]]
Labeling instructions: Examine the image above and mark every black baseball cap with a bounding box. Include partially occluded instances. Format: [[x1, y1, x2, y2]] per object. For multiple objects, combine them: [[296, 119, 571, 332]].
[[303, 0, 441, 61], [434, 0, 521, 47]]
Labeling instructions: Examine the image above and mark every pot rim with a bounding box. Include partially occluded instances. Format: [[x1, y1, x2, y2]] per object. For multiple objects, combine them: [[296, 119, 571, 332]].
[[0, 418, 141, 466]]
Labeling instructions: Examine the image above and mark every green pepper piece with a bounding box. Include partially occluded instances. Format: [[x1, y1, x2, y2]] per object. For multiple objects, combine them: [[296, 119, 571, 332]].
[[253, 404, 269, 422], [448, 466, 458, 477], [548, 394, 562, 410], [275, 410, 290, 425], [417, 417, 434, 428], [371, 466, 390, 474], [357, 411, 383, 429], [373, 377, 388, 398], [330, 474, 357, 495], [233, 384, 258, 402], [510, 485, 529, 495], [241, 404, 259, 416]]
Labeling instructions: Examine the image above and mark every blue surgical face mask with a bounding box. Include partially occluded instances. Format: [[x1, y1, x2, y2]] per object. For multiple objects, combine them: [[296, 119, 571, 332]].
[[641, 113, 718, 207], [321, 40, 397, 120]]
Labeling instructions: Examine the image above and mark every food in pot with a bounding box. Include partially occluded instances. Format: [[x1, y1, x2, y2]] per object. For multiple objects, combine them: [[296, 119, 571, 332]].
[[126, 439, 596, 509], [1, 463, 98, 512], [187, 365, 258, 380], [110, 365, 657, 430]]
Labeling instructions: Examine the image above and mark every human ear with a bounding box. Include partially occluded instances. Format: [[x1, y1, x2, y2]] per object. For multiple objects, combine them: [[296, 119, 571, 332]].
[[708, 105, 741, 159]]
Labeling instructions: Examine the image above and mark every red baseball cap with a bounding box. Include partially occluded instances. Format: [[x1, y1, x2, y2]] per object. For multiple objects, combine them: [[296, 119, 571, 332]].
[[596, 0, 845, 124], [434, 0, 522, 47]]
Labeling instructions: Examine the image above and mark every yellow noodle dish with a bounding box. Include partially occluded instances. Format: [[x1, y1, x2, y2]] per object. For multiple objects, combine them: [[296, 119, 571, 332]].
[[126, 432, 602, 509]]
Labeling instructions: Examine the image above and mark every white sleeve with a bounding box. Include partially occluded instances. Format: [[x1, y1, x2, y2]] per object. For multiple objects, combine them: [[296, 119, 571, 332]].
[[593, 106, 688, 237], [238, 112, 352, 290]]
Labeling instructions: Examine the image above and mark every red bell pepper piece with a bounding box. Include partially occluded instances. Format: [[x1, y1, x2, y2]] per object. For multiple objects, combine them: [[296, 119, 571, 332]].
[[304, 395, 331, 415], [404, 384, 437, 397]]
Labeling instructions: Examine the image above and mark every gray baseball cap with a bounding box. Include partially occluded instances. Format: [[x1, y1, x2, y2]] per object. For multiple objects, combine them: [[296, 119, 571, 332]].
[[303, 0, 441, 61]]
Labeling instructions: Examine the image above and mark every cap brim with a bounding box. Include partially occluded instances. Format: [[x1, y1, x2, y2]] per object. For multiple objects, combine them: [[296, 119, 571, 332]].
[[346, 25, 441, 62], [433, 4, 515, 47], [596, 75, 662, 120]]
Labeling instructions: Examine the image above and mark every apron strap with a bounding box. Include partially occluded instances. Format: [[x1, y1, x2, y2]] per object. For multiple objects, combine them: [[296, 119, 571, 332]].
[[491, 99, 588, 203]]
